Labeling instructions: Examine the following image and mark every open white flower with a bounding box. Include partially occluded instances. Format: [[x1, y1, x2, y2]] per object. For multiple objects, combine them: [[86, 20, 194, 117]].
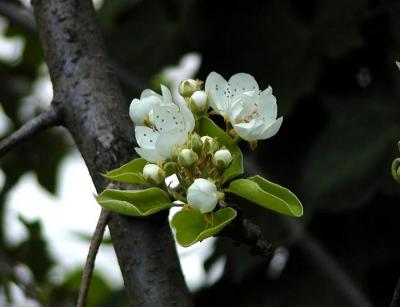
[[205, 72, 283, 141], [229, 88, 283, 141], [187, 178, 219, 213], [205, 72, 259, 119], [133, 85, 195, 163]]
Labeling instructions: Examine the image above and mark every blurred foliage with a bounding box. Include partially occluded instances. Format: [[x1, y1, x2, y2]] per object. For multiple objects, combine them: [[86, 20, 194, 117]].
[[0, 0, 399, 305]]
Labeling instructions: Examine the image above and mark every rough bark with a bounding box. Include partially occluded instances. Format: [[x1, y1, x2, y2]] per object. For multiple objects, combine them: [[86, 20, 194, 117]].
[[31, 0, 192, 306]]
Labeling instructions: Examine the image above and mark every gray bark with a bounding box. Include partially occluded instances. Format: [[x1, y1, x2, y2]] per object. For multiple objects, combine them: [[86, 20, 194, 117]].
[[31, 0, 192, 306]]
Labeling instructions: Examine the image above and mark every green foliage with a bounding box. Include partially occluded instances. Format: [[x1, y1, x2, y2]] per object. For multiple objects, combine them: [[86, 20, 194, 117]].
[[226, 176, 303, 217], [96, 188, 172, 216], [197, 117, 243, 183], [102, 158, 147, 185], [171, 207, 237, 247]]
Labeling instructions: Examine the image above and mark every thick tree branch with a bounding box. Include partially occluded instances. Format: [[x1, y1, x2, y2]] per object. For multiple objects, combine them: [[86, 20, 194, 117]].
[[77, 208, 111, 307], [0, 106, 60, 158], [31, 1, 192, 306], [0, 1, 36, 35], [391, 277, 400, 307], [0, 2, 146, 93]]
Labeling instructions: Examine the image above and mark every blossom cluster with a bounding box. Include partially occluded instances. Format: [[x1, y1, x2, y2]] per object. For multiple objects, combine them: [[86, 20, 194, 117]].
[[129, 72, 282, 213]]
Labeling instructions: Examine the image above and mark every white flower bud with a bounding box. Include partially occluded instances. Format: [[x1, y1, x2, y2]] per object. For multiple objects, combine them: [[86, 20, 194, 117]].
[[201, 136, 219, 153], [187, 178, 219, 213], [212, 149, 232, 169], [189, 91, 208, 113], [179, 79, 199, 97], [143, 164, 165, 185], [177, 148, 198, 167]]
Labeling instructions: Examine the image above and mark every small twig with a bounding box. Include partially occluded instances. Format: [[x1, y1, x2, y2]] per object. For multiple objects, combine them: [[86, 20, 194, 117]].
[[391, 277, 400, 307], [76, 208, 111, 307], [0, 106, 60, 158], [0, 1, 36, 34], [219, 208, 273, 260]]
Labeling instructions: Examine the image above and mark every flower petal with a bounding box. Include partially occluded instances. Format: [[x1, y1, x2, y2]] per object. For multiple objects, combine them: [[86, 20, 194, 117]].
[[205, 72, 229, 116], [176, 99, 195, 133], [135, 126, 159, 149], [233, 119, 264, 141], [153, 104, 185, 133], [155, 128, 188, 158], [258, 86, 277, 119], [135, 147, 164, 163], [161, 84, 173, 105], [260, 117, 283, 140], [141, 89, 161, 99], [228, 73, 259, 96], [129, 95, 161, 126]]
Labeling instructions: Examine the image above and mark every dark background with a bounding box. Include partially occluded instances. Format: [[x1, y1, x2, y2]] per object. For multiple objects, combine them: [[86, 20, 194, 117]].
[[1, 0, 400, 306]]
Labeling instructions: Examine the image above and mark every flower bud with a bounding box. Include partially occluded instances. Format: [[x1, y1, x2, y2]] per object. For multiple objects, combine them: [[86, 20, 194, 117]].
[[188, 133, 203, 153], [189, 91, 208, 113], [212, 149, 232, 169], [178, 149, 198, 167], [201, 136, 219, 153], [143, 164, 165, 185], [187, 178, 219, 213], [179, 79, 200, 97]]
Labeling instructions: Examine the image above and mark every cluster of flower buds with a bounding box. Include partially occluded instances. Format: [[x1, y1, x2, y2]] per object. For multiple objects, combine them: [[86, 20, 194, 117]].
[[140, 131, 232, 212], [179, 79, 209, 116]]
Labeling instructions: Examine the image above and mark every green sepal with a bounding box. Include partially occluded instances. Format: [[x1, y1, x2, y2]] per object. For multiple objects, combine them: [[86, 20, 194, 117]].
[[96, 188, 172, 216], [197, 117, 243, 184], [102, 158, 147, 185], [171, 207, 237, 247], [225, 175, 303, 217]]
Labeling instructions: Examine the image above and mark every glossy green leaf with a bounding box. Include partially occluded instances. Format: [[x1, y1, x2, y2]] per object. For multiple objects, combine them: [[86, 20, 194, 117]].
[[197, 117, 243, 183], [171, 207, 237, 247], [96, 188, 172, 216], [226, 176, 303, 217], [102, 158, 147, 185]]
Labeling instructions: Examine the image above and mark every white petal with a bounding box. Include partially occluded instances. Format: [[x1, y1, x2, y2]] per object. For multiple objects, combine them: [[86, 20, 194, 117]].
[[160, 84, 173, 105], [205, 72, 229, 116], [135, 147, 164, 163], [228, 73, 259, 96], [229, 99, 244, 121], [233, 119, 264, 141], [141, 89, 161, 99], [135, 126, 159, 149], [260, 117, 283, 140], [153, 104, 184, 133], [155, 128, 188, 158], [176, 99, 195, 133], [233, 92, 259, 118], [258, 86, 277, 119], [129, 96, 161, 126]]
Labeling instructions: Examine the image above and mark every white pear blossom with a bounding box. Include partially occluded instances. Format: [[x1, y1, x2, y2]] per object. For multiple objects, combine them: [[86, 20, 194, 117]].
[[205, 72, 283, 141], [132, 85, 195, 163], [187, 178, 219, 213]]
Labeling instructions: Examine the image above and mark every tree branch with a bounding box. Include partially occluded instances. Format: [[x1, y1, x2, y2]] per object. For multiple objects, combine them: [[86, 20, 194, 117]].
[[77, 208, 111, 307], [0, 106, 60, 158], [219, 207, 272, 260], [0, 1, 36, 35], [245, 157, 374, 307], [391, 277, 400, 307], [31, 1, 192, 305]]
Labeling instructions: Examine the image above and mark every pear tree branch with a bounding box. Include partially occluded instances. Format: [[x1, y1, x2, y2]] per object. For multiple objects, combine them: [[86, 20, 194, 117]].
[[77, 208, 111, 307], [0, 106, 60, 158]]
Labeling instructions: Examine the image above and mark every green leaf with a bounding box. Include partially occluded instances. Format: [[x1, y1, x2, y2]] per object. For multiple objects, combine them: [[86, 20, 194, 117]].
[[171, 207, 237, 247], [96, 188, 172, 216], [226, 176, 303, 217], [197, 117, 243, 183], [102, 158, 147, 185]]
